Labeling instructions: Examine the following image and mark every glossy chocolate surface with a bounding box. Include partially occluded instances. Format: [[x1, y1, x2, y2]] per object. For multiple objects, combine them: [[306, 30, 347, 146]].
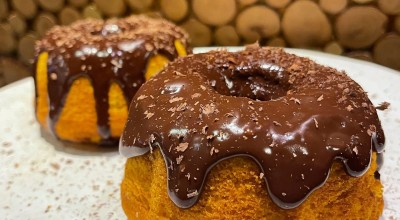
[[120, 46, 385, 208], [34, 16, 190, 144]]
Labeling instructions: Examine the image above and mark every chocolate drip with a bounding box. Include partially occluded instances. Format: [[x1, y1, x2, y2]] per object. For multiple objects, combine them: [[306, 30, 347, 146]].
[[34, 16, 190, 144], [120, 46, 385, 209]]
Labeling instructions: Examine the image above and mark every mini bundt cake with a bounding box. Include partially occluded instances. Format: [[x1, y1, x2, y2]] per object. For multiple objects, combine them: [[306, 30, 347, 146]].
[[34, 15, 190, 145], [120, 46, 385, 219]]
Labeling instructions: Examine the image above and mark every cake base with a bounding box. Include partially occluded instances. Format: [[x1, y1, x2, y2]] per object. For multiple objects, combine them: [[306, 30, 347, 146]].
[[121, 149, 383, 219]]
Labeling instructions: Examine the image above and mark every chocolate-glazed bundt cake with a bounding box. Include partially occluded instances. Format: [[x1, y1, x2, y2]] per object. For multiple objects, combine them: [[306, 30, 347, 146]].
[[34, 15, 190, 145], [120, 46, 384, 219]]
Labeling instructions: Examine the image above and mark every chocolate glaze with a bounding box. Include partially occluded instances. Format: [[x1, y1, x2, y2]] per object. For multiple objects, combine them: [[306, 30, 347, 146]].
[[34, 16, 190, 145], [120, 46, 385, 209]]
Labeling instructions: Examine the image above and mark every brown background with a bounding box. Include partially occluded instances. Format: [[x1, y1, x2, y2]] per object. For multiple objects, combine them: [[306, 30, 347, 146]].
[[1, 0, 400, 87]]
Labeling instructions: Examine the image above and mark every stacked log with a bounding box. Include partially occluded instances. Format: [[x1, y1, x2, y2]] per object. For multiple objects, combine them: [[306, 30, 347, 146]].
[[1, 0, 400, 86], [282, 1, 331, 48], [159, 0, 188, 22], [236, 6, 280, 43]]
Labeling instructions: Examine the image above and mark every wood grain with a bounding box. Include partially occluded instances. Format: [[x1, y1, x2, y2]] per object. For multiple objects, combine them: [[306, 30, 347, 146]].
[[180, 19, 211, 46], [8, 12, 26, 36], [18, 32, 37, 64], [37, 0, 65, 13], [265, 0, 291, 9], [126, 0, 153, 12], [160, 0, 188, 22], [319, 0, 347, 15], [94, 0, 125, 17], [68, 0, 88, 8], [0, 23, 16, 54], [0, 0, 8, 20], [59, 7, 81, 25], [378, 0, 400, 15], [236, 6, 280, 43], [266, 37, 286, 47], [282, 0, 331, 47], [336, 6, 387, 49], [324, 41, 344, 55], [373, 34, 400, 70], [193, 0, 236, 26], [83, 4, 102, 19], [34, 12, 57, 37], [11, 0, 37, 19], [214, 25, 240, 46]]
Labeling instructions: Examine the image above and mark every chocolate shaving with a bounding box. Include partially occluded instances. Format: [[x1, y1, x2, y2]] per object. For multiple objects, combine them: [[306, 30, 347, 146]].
[[338, 96, 347, 103], [176, 143, 189, 152], [176, 103, 187, 112], [187, 190, 199, 198], [149, 134, 156, 143], [174, 71, 186, 76], [353, 147, 358, 155], [137, 95, 148, 100], [202, 126, 208, 134], [345, 105, 353, 112], [227, 57, 237, 64], [110, 59, 122, 69], [289, 97, 301, 105], [180, 164, 185, 172], [50, 73, 57, 80], [367, 125, 377, 136], [201, 103, 216, 115], [191, 93, 201, 99], [169, 97, 184, 103], [144, 111, 155, 119], [375, 101, 390, 111], [225, 113, 234, 117], [317, 95, 324, 102], [176, 155, 184, 164], [313, 118, 319, 128], [273, 121, 282, 126]]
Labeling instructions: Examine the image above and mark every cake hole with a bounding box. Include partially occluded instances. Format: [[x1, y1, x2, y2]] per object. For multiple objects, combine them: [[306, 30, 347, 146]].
[[206, 62, 290, 101]]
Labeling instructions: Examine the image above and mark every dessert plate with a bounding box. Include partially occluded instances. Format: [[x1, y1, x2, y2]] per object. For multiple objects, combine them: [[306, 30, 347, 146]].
[[0, 47, 399, 219]]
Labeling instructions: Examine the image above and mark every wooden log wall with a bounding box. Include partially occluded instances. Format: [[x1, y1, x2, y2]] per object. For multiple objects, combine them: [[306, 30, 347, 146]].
[[1, 0, 400, 87]]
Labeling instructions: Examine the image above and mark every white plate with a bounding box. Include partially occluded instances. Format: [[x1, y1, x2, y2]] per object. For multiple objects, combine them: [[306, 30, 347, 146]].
[[0, 47, 399, 219]]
